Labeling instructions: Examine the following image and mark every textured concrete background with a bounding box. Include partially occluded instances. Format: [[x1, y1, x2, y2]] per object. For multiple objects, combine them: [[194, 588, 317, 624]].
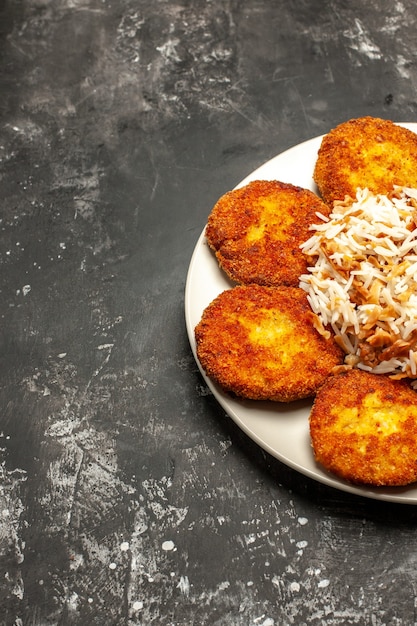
[[1, 1, 417, 624]]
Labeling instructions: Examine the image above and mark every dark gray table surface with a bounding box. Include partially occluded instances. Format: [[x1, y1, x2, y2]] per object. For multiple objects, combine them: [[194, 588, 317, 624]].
[[1, 1, 417, 624]]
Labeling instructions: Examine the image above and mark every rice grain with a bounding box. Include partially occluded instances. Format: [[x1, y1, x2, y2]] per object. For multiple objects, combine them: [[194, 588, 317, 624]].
[[299, 187, 417, 380]]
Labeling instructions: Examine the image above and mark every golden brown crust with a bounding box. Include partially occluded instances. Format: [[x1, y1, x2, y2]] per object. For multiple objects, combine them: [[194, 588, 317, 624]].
[[314, 117, 417, 205], [310, 369, 417, 486], [205, 179, 330, 287], [195, 284, 343, 402]]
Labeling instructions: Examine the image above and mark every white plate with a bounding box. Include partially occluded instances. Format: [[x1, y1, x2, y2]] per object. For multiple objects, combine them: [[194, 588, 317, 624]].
[[185, 122, 417, 504]]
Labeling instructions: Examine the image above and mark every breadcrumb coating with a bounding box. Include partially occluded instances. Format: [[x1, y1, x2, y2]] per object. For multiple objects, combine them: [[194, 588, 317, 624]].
[[195, 284, 343, 402], [206, 179, 330, 287], [310, 369, 417, 486], [314, 117, 417, 205]]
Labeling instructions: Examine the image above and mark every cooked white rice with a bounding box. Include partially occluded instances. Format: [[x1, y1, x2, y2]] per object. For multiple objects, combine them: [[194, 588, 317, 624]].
[[299, 186, 417, 380]]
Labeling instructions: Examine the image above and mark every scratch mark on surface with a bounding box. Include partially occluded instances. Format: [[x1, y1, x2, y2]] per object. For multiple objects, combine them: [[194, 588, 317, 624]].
[[343, 18, 382, 62], [0, 446, 27, 606]]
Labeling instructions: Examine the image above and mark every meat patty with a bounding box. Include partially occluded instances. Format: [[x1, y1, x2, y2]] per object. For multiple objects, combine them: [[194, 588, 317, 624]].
[[205, 179, 330, 287], [310, 368, 417, 486], [195, 284, 343, 402], [314, 116, 417, 205]]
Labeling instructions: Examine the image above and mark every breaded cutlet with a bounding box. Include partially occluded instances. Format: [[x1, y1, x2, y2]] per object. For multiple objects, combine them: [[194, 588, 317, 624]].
[[310, 368, 417, 486], [314, 117, 417, 205], [195, 284, 343, 403], [205, 179, 330, 287]]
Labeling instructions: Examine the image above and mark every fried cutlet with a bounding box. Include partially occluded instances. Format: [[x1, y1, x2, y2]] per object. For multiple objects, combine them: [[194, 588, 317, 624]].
[[310, 369, 417, 486], [314, 117, 417, 205], [195, 284, 343, 403], [205, 180, 330, 287]]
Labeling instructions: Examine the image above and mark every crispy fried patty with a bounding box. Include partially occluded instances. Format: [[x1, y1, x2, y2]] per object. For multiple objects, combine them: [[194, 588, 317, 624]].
[[205, 180, 330, 287], [314, 117, 417, 205], [310, 369, 417, 486], [195, 284, 343, 402]]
